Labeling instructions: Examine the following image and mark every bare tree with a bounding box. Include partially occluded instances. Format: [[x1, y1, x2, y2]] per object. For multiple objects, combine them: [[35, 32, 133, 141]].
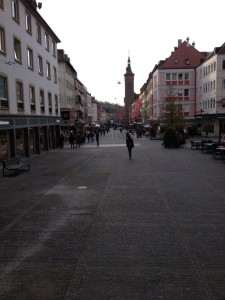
[[160, 86, 184, 128]]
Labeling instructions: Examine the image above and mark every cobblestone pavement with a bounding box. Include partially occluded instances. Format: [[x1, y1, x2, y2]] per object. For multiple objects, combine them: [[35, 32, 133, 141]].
[[0, 130, 225, 300]]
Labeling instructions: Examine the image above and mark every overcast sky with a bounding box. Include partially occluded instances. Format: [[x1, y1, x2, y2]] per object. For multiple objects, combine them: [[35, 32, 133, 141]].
[[39, 0, 225, 106]]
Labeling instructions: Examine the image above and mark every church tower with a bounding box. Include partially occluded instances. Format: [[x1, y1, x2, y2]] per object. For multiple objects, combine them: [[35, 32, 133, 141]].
[[124, 56, 134, 123]]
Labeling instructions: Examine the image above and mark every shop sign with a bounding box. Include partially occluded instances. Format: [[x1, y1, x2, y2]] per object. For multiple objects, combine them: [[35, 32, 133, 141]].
[[0, 120, 10, 125]]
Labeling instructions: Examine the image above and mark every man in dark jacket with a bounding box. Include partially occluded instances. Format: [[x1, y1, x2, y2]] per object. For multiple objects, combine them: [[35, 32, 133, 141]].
[[126, 133, 134, 160]]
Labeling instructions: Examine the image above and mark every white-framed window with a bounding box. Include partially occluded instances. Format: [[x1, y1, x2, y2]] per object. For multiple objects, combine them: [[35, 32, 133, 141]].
[[166, 73, 170, 80], [25, 11, 32, 34], [12, 0, 19, 22], [184, 73, 189, 80], [178, 73, 183, 80], [46, 62, 51, 79], [213, 80, 216, 90], [36, 23, 41, 44], [53, 66, 57, 83], [27, 48, 33, 69], [40, 89, 45, 113], [185, 59, 190, 65], [29, 85, 35, 112], [14, 38, 21, 62], [0, 75, 8, 109], [45, 33, 49, 50], [52, 40, 56, 56], [38, 55, 43, 75], [184, 89, 189, 96], [178, 90, 183, 97], [48, 92, 52, 114], [172, 73, 177, 80], [0, 26, 6, 54], [214, 62, 216, 71], [16, 81, 24, 110]]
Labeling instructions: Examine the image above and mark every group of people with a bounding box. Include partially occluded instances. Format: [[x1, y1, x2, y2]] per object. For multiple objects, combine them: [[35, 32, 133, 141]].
[[59, 128, 135, 160]]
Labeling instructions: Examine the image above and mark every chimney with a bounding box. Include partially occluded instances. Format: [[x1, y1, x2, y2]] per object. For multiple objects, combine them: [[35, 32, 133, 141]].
[[38, 2, 42, 9], [186, 37, 190, 47], [178, 39, 182, 47], [192, 42, 195, 47]]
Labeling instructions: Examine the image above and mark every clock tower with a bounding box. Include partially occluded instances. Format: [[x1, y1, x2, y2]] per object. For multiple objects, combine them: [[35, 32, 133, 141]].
[[124, 56, 134, 123]]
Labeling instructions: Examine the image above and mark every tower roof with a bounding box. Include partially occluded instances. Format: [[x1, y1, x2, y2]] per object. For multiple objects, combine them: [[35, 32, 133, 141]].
[[125, 56, 134, 75]]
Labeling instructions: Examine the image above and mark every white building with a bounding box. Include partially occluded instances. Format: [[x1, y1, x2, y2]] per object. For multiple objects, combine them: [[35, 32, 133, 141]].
[[196, 43, 225, 141], [0, 0, 60, 159]]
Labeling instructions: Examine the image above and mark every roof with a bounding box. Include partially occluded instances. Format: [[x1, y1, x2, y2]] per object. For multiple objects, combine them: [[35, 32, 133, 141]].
[[158, 40, 207, 70]]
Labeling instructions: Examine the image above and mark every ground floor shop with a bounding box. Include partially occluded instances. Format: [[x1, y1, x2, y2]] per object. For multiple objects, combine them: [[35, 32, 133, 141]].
[[0, 116, 60, 161]]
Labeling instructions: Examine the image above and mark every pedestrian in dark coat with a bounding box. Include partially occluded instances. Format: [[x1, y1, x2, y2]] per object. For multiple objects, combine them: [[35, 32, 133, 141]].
[[95, 131, 100, 146], [126, 133, 134, 160], [69, 131, 75, 148]]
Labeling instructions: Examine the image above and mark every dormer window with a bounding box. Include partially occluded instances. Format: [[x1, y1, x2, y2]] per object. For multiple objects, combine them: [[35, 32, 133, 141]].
[[174, 59, 178, 64], [185, 59, 190, 65]]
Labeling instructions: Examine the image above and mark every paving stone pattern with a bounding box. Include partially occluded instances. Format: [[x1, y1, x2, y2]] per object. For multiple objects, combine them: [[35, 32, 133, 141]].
[[0, 131, 225, 299]]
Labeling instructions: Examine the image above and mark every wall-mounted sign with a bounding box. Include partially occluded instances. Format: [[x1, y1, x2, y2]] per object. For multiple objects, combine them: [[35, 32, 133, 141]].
[[0, 120, 10, 125]]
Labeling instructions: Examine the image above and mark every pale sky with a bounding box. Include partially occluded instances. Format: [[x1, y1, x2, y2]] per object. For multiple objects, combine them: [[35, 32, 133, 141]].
[[39, 0, 225, 106]]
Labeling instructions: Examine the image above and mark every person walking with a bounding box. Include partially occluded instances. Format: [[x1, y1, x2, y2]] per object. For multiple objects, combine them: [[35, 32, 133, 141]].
[[69, 131, 75, 148], [126, 133, 134, 160], [95, 130, 100, 146]]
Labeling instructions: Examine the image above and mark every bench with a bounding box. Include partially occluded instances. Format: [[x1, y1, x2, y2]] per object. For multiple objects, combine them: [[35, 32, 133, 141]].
[[2, 157, 30, 176]]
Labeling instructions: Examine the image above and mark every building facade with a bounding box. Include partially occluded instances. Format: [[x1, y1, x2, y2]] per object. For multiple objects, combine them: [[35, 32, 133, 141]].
[[0, 0, 60, 159]]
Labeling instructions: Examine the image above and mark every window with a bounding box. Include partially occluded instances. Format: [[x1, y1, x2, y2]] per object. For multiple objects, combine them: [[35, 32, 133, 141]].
[[185, 59, 190, 65], [45, 33, 49, 50], [12, 0, 19, 22], [184, 89, 189, 96], [46, 62, 51, 79], [38, 55, 43, 75], [40, 89, 45, 113], [178, 73, 183, 80], [16, 81, 24, 110], [25, 11, 32, 34], [27, 48, 33, 69], [0, 26, 6, 54], [178, 90, 183, 97], [223, 60, 225, 70], [214, 62, 216, 71], [213, 80, 216, 90], [184, 73, 189, 80], [53, 66, 57, 83], [174, 59, 178, 64], [222, 79, 225, 89], [14, 38, 21, 62], [52, 41, 56, 56], [29, 85, 35, 112], [166, 73, 171, 80], [36, 23, 41, 44], [0, 75, 8, 109], [172, 73, 177, 80], [48, 92, 52, 114], [0, 0, 4, 9], [55, 95, 58, 114]]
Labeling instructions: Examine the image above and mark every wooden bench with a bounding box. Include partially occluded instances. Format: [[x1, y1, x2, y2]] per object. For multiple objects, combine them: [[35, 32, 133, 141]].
[[2, 157, 30, 176]]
